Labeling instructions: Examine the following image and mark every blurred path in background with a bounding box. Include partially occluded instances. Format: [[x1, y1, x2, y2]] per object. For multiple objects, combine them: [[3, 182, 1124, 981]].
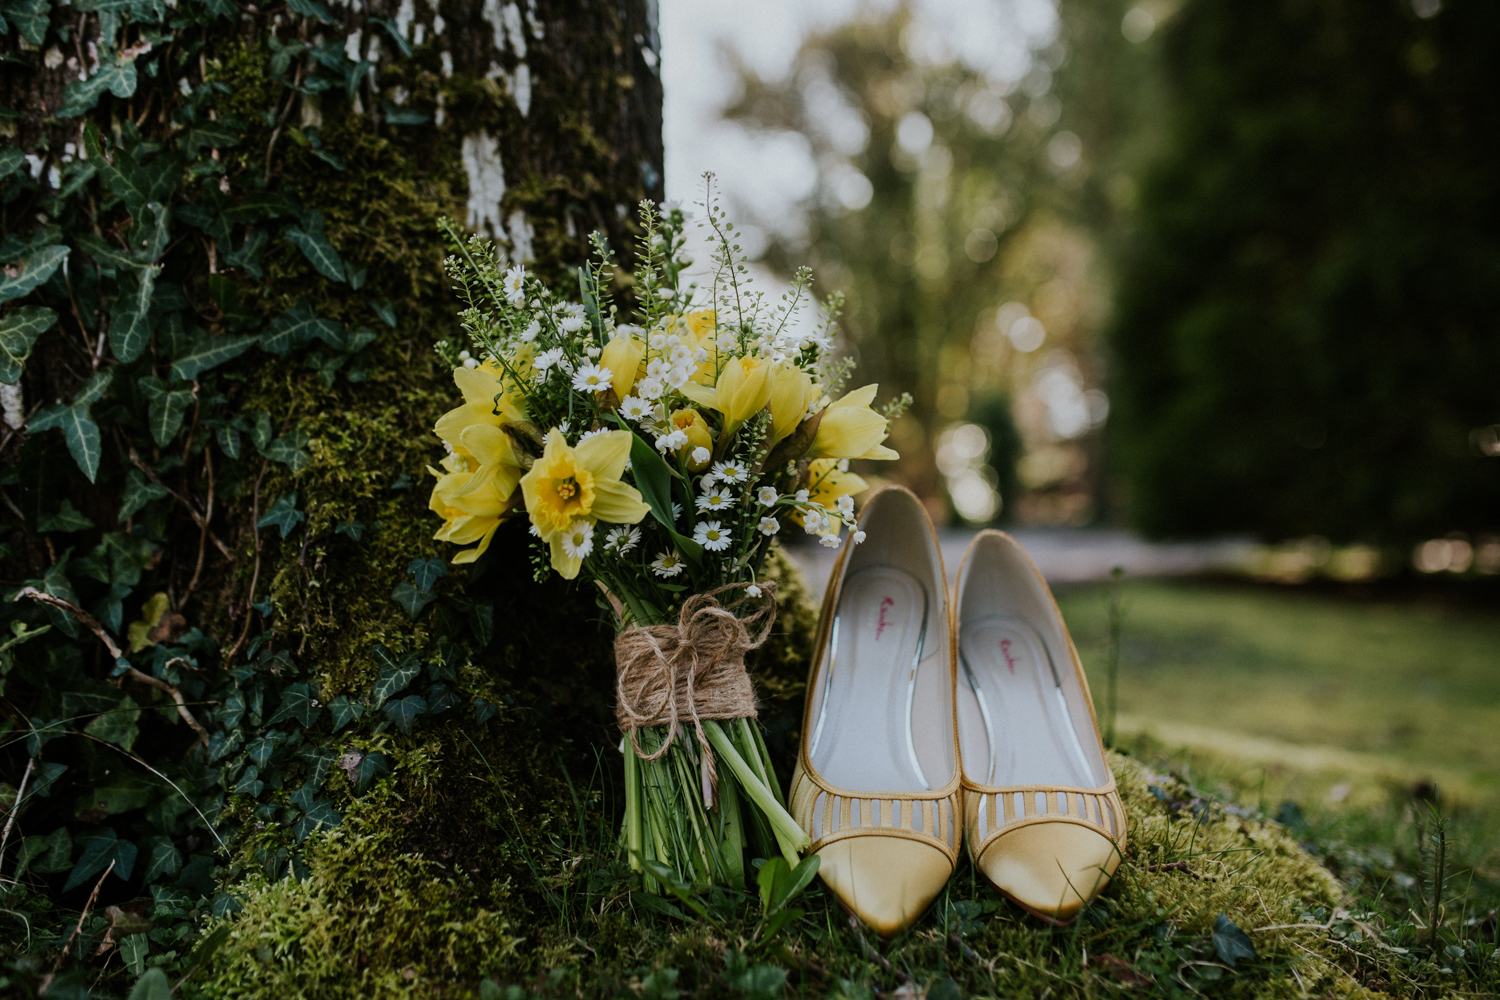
[[783, 527, 1254, 599]]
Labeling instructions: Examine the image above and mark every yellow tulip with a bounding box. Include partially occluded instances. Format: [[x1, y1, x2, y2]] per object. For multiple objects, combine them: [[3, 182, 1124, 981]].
[[519, 429, 651, 578], [767, 363, 814, 444], [670, 407, 714, 471], [682, 354, 773, 433], [809, 384, 899, 461], [434, 355, 529, 450], [600, 332, 645, 398], [429, 458, 508, 563]]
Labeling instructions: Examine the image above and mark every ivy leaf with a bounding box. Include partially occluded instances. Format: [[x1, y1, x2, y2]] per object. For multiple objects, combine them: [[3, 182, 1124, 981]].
[[472, 698, 497, 724], [217, 426, 242, 460], [21, 827, 73, 874], [382, 101, 431, 125], [334, 520, 364, 540], [327, 695, 363, 730], [372, 299, 397, 327], [0, 244, 68, 303], [232, 764, 263, 797], [261, 302, 342, 354], [1212, 914, 1258, 968], [181, 120, 243, 159], [262, 427, 311, 471], [30, 401, 105, 482], [370, 645, 421, 707], [283, 213, 345, 282], [0, 146, 24, 180], [83, 695, 141, 751], [426, 684, 461, 715], [285, 0, 338, 23], [265, 682, 321, 727], [138, 376, 194, 447], [131, 202, 173, 261], [37, 498, 94, 533], [74, 233, 139, 274], [351, 750, 390, 793], [293, 798, 341, 842], [64, 828, 138, 891], [119, 469, 169, 522], [407, 557, 447, 592], [170, 334, 257, 382], [1, 0, 48, 44], [222, 228, 269, 278], [0, 304, 57, 383], [245, 734, 283, 768], [108, 268, 160, 363], [382, 694, 427, 735], [141, 837, 183, 883], [257, 493, 306, 538], [391, 581, 437, 619], [121, 935, 152, 980], [347, 265, 367, 290]]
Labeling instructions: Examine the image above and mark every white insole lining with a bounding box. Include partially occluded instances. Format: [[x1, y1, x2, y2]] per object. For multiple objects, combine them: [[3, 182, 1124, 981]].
[[957, 615, 1095, 789], [809, 565, 932, 792]]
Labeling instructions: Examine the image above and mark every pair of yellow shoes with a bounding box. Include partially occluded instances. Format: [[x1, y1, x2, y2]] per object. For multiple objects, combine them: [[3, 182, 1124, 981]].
[[789, 487, 1126, 937]]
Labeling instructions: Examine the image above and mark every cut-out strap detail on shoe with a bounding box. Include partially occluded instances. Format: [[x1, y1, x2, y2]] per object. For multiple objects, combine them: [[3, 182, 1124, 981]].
[[962, 774, 1126, 864], [792, 762, 962, 864]]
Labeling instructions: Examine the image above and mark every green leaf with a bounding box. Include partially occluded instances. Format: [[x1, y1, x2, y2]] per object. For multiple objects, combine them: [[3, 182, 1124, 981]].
[[0, 244, 68, 303], [261, 302, 342, 354], [222, 228, 269, 278], [257, 492, 306, 537], [262, 427, 312, 471], [295, 798, 342, 840], [347, 265, 368, 290], [75, 232, 140, 273], [181, 120, 243, 158], [1213, 913, 1257, 967], [381, 694, 427, 734], [36, 498, 94, 533], [64, 829, 137, 891], [73, 369, 114, 407], [108, 269, 159, 363], [266, 682, 322, 727], [0, 146, 24, 180], [327, 695, 363, 730], [372, 299, 396, 327], [351, 750, 390, 793], [83, 125, 147, 211], [284, 214, 345, 282], [127, 967, 170, 1000], [285, 0, 337, 22], [217, 426, 242, 459], [60, 403, 104, 482], [19, 827, 72, 874], [627, 432, 678, 532], [334, 520, 364, 540], [382, 101, 430, 125], [130, 202, 173, 262], [758, 852, 819, 914], [391, 580, 437, 619], [119, 469, 168, 521], [0, 304, 57, 382], [138, 375, 194, 447], [370, 646, 421, 707], [141, 837, 183, 883], [407, 556, 447, 592], [170, 334, 257, 382], [2, 0, 48, 46], [120, 933, 150, 978]]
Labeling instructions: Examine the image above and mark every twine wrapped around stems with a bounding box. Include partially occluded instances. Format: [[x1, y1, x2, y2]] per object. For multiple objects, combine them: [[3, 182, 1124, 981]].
[[614, 583, 778, 793]]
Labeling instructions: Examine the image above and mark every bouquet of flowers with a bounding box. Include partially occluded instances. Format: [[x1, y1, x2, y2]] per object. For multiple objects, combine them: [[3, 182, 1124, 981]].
[[428, 192, 905, 891]]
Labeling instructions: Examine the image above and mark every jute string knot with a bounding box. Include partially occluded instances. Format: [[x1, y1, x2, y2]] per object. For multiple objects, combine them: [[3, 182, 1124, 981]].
[[614, 582, 778, 780]]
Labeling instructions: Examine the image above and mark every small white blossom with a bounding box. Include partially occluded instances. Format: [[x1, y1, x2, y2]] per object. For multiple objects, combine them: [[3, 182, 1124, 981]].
[[503, 265, 526, 304], [757, 487, 778, 506], [637, 376, 664, 400], [838, 459, 850, 472], [696, 488, 734, 513], [803, 510, 829, 535], [560, 314, 587, 333], [585, 345, 602, 358], [560, 520, 595, 559], [520, 320, 541, 342], [651, 550, 685, 578], [747, 583, 762, 598], [458, 350, 471, 361], [669, 344, 691, 365], [646, 358, 669, 378], [717, 332, 737, 351], [795, 489, 810, 502], [712, 460, 748, 483], [534, 347, 566, 374], [693, 347, 708, 363], [649, 332, 667, 350], [620, 396, 651, 421], [819, 533, 841, 548], [690, 446, 711, 466], [758, 517, 781, 536], [657, 287, 676, 300], [666, 365, 691, 389], [693, 520, 731, 551], [853, 530, 867, 544], [655, 429, 688, 453], [604, 525, 641, 555], [572, 363, 613, 393], [528, 523, 541, 537], [462, 358, 479, 369], [671, 502, 683, 520], [837, 495, 855, 518]]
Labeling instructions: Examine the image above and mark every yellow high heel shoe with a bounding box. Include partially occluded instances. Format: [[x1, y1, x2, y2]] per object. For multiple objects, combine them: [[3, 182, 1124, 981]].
[[789, 487, 961, 938], [954, 530, 1126, 923]]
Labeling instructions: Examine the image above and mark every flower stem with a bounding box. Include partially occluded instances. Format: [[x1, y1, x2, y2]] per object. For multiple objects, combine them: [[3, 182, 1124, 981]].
[[702, 719, 809, 867]]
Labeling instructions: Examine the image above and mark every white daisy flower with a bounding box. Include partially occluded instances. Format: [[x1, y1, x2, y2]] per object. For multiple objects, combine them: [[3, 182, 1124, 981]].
[[558, 301, 587, 319], [637, 376, 664, 400], [572, 363, 613, 393], [503, 265, 526, 304], [651, 550, 685, 578], [671, 502, 683, 519], [693, 521, 731, 551], [534, 347, 566, 374], [520, 320, 541, 342], [757, 486, 778, 506], [605, 525, 641, 555], [560, 314, 586, 333], [655, 429, 688, 453], [758, 517, 780, 536], [696, 488, 734, 513], [560, 520, 595, 559], [690, 446, 711, 467], [853, 530, 867, 544], [620, 396, 651, 421], [837, 495, 855, 518], [578, 428, 609, 442], [819, 533, 841, 548], [585, 344, 602, 358], [712, 460, 748, 483]]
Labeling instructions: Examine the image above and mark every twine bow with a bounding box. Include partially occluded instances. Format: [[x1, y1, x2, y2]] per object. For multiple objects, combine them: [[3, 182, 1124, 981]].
[[614, 583, 778, 803]]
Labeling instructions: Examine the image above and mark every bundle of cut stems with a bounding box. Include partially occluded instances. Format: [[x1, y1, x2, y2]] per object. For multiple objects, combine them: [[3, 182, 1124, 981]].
[[623, 717, 809, 892]]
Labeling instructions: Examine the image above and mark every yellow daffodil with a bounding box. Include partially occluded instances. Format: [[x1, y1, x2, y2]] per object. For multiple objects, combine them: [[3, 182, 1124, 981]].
[[809, 384, 899, 461], [434, 353, 530, 449], [429, 452, 511, 563], [600, 331, 645, 399], [767, 363, 814, 444], [670, 407, 714, 471], [792, 458, 868, 531], [681, 354, 773, 434], [519, 429, 650, 578]]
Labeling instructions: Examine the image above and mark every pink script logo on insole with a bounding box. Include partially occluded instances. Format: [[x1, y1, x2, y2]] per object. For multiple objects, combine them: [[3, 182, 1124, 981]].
[[875, 597, 895, 640], [1000, 638, 1017, 675]]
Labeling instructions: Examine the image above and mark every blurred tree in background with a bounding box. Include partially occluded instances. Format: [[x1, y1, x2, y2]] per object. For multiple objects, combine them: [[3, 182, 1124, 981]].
[[1106, 0, 1500, 543]]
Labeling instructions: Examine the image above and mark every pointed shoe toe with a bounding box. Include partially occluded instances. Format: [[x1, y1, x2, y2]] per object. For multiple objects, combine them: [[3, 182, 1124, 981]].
[[817, 836, 954, 938], [977, 821, 1121, 923]]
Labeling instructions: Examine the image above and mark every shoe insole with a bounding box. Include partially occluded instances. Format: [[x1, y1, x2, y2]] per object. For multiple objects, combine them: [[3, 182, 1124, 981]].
[[957, 615, 1095, 788], [809, 565, 933, 792]]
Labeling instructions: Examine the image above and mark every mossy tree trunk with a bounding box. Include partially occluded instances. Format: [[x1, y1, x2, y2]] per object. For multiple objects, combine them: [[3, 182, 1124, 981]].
[[0, 0, 716, 990]]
